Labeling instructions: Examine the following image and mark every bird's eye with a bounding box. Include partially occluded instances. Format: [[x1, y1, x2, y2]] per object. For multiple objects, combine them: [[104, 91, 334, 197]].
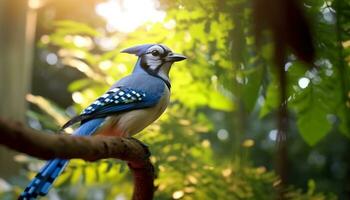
[[151, 50, 160, 56]]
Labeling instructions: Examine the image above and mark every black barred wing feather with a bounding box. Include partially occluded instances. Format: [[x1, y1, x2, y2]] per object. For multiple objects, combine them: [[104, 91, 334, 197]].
[[61, 87, 156, 130], [81, 87, 146, 115]]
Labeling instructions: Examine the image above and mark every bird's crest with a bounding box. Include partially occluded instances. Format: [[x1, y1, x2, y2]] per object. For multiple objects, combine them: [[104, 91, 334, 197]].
[[121, 44, 155, 56]]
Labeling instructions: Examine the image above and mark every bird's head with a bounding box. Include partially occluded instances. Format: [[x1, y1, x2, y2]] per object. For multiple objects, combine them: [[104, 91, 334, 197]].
[[121, 44, 186, 81]]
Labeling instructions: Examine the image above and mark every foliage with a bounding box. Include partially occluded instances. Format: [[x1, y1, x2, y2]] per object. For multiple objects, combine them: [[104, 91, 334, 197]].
[[2, 0, 349, 199]]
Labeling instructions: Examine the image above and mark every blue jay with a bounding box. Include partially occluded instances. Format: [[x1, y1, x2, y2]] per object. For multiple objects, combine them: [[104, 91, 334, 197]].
[[20, 44, 186, 199]]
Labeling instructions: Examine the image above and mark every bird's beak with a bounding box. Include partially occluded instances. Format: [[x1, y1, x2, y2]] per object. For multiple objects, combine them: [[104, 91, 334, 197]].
[[165, 53, 187, 62]]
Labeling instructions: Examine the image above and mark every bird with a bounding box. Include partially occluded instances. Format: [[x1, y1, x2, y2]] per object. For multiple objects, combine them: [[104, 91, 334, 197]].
[[19, 44, 186, 199]]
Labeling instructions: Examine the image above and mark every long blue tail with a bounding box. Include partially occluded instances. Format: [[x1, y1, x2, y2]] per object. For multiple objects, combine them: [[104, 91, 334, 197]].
[[19, 159, 69, 199], [19, 118, 106, 199]]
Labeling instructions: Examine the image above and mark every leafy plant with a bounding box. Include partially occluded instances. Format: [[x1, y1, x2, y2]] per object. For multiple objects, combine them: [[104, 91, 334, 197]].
[[9, 0, 350, 199]]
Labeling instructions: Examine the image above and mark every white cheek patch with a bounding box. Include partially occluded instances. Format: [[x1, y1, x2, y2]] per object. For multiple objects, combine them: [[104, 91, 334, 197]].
[[145, 54, 162, 70], [148, 60, 162, 70]]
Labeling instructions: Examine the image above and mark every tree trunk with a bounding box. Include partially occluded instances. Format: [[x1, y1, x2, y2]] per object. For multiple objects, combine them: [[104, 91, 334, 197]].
[[0, 0, 36, 179]]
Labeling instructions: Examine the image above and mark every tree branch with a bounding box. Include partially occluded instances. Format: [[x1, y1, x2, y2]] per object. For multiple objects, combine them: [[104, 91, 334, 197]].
[[0, 118, 154, 200]]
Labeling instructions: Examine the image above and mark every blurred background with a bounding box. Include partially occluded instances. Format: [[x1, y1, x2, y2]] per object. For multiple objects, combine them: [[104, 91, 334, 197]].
[[0, 0, 349, 199]]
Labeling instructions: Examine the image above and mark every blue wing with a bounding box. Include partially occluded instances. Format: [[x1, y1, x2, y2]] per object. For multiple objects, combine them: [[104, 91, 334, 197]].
[[62, 86, 162, 129]]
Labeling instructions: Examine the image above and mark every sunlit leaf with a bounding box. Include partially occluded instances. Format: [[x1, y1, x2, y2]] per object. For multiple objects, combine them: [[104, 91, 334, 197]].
[[297, 103, 332, 146]]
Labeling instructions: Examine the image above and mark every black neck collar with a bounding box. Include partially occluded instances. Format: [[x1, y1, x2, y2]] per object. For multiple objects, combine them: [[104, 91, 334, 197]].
[[139, 56, 171, 90], [157, 75, 171, 90], [148, 71, 171, 90]]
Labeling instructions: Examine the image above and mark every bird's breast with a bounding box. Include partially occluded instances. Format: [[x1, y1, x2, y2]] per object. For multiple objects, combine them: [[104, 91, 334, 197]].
[[99, 88, 170, 137]]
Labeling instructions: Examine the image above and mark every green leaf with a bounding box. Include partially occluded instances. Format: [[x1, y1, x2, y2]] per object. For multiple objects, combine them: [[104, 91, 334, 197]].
[[68, 78, 93, 92], [297, 103, 332, 146], [84, 165, 97, 185], [70, 166, 83, 184], [242, 66, 263, 112], [261, 43, 274, 60], [55, 169, 73, 187], [208, 91, 234, 111], [26, 94, 70, 127], [260, 81, 280, 118], [289, 66, 340, 145], [307, 179, 316, 195], [119, 162, 126, 173]]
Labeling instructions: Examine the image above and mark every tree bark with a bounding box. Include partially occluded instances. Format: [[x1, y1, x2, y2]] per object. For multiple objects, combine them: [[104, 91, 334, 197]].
[[0, 118, 155, 200], [0, 0, 36, 179]]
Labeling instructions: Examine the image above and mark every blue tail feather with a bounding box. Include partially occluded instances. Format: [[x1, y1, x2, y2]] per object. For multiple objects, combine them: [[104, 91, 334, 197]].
[[19, 159, 68, 199], [20, 118, 106, 199]]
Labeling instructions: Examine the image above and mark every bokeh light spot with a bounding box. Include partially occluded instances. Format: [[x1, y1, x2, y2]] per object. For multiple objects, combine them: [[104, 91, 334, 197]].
[[72, 92, 84, 104], [73, 36, 93, 48], [217, 129, 229, 141], [28, 0, 43, 9], [298, 77, 310, 89], [222, 168, 232, 177], [40, 35, 50, 44], [117, 64, 127, 73], [98, 60, 113, 70], [95, 0, 165, 33], [164, 19, 176, 29], [268, 129, 278, 141], [172, 190, 184, 199], [46, 53, 58, 65], [242, 139, 255, 148], [201, 140, 211, 148]]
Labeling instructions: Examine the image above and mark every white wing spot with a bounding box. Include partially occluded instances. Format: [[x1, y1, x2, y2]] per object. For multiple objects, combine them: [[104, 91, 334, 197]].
[[110, 88, 120, 92], [81, 88, 146, 115], [125, 99, 133, 103]]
